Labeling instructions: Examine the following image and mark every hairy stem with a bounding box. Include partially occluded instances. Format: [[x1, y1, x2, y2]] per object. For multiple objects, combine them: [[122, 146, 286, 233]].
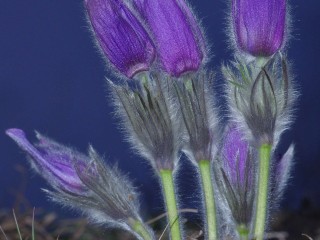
[[254, 144, 272, 240], [129, 218, 153, 240], [160, 169, 181, 240], [237, 224, 249, 240], [199, 160, 217, 240]]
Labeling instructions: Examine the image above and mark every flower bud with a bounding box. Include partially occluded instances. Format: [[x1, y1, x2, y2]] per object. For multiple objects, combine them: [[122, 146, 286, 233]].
[[6, 128, 87, 194], [232, 0, 286, 57], [132, 0, 204, 77], [86, 0, 155, 78], [6, 129, 154, 239], [222, 124, 250, 186], [219, 124, 255, 227]]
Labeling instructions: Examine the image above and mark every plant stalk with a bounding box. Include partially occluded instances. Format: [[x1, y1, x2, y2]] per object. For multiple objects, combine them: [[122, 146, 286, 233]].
[[237, 224, 249, 240], [129, 218, 153, 240], [199, 160, 218, 240], [160, 169, 181, 240], [254, 144, 272, 240]]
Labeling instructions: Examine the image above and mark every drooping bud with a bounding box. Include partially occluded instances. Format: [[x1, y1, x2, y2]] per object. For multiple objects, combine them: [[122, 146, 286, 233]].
[[132, 0, 204, 77], [232, 0, 286, 57], [85, 0, 155, 78], [6, 129, 155, 239], [6, 128, 87, 194]]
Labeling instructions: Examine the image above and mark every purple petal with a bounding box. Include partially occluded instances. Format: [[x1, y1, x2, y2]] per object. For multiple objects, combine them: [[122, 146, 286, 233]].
[[175, 0, 207, 58], [6, 128, 87, 194], [132, 0, 203, 77], [86, 0, 155, 78], [222, 125, 249, 185], [232, 0, 286, 57]]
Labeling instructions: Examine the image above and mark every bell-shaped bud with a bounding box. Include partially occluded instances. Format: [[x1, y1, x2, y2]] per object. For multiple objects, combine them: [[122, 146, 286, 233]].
[[85, 0, 155, 78], [132, 0, 204, 77], [232, 0, 286, 57]]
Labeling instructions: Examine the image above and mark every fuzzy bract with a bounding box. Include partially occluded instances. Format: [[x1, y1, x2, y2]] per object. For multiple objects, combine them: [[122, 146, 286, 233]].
[[85, 0, 155, 78], [110, 74, 182, 171], [274, 144, 294, 199], [223, 54, 295, 146], [174, 72, 217, 164]]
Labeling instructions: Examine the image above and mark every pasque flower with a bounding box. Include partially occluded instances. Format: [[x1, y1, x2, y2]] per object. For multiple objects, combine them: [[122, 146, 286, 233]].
[[222, 55, 296, 239], [132, 0, 204, 77], [232, 0, 286, 57], [6, 128, 155, 239], [85, 0, 155, 78]]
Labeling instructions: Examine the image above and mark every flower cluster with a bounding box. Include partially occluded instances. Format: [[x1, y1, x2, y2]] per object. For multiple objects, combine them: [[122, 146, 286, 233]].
[[86, 0, 205, 79], [6, 0, 298, 239]]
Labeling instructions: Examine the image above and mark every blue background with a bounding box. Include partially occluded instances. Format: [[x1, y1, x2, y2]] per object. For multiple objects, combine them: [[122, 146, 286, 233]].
[[0, 0, 319, 220]]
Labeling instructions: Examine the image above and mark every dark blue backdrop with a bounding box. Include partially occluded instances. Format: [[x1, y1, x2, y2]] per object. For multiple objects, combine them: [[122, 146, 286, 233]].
[[0, 0, 319, 219]]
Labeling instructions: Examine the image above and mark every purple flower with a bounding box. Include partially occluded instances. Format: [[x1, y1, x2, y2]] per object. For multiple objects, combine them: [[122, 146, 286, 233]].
[[132, 0, 204, 77], [222, 125, 250, 185], [6, 128, 88, 194], [220, 124, 255, 226], [232, 0, 286, 57], [85, 0, 155, 78]]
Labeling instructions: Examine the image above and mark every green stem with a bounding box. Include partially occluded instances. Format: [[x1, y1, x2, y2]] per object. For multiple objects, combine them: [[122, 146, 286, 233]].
[[136, 71, 149, 85], [199, 160, 217, 240], [256, 57, 269, 68], [237, 224, 249, 240], [160, 169, 181, 240], [129, 218, 153, 240], [254, 144, 272, 240]]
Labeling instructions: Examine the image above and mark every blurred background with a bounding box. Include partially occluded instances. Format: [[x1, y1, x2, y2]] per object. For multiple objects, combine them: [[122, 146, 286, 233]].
[[0, 0, 319, 238]]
